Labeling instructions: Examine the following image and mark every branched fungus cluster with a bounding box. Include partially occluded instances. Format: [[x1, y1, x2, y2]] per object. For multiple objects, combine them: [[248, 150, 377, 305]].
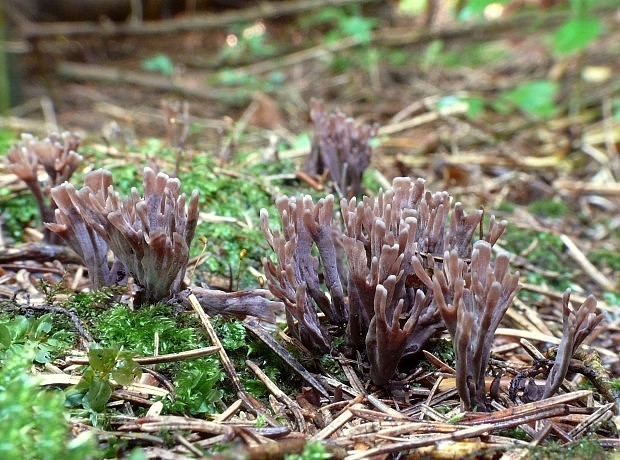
[[48, 167, 199, 304], [542, 290, 604, 399], [261, 177, 522, 405], [5, 120, 605, 413], [305, 98, 376, 198], [7, 132, 82, 243], [427, 241, 520, 410]]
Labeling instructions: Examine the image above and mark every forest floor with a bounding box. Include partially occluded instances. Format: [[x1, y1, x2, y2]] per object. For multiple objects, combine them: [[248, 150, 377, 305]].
[[1, 1, 619, 459]]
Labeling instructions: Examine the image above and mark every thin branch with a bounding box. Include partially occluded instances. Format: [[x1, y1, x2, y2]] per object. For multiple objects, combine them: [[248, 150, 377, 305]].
[[3, 303, 93, 344], [66, 346, 220, 366], [16, 0, 378, 38]]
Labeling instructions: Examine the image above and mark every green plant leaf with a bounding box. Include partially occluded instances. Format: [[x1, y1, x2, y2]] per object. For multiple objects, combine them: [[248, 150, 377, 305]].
[[34, 345, 52, 364], [612, 99, 620, 120], [458, 0, 508, 20], [112, 359, 142, 386], [464, 97, 486, 118], [0, 345, 98, 459], [436, 95, 486, 118], [340, 15, 376, 44], [141, 53, 174, 77], [88, 346, 118, 374], [422, 40, 443, 67], [398, 0, 427, 16], [34, 315, 52, 337], [76, 367, 95, 390], [11, 316, 29, 338], [500, 80, 558, 118], [311, 6, 344, 24], [285, 440, 331, 460], [0, 323, 13, 349], [552, 17, 601, 55], [291, 132, 311, 150], [85, 376, 113, 412]]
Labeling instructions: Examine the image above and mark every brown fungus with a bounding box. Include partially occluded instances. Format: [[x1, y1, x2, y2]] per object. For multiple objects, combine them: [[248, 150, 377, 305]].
[[47, 170, 124, 289], [542, 290, 604, 399], [262, 177, 511, 387], [7, 132, 82, 243], [432, 241, 520, 411], [49, 167, 198, 305], [305, 98, 377, 198]]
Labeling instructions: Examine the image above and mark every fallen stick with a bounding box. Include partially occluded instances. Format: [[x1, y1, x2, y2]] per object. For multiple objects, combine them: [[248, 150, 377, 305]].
[[16, 0, 378, 39], [66, 346, 220, 366], [560, 233, 616, 291]]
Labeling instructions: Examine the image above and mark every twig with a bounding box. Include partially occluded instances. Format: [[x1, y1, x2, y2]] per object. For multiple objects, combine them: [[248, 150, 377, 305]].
[[314, 404, 359, 440], [134, 415, 234, 435], [2, 303, 93, 344], [229, 34, 363, 76], [187, 294, 279, 426], [66, 346, 220, 366], [174, 434, 204, 457], [212, 399, 243, 423], [0, 243, 83, 264], [422, 350, 456, 374], [345, 423, 495, 460], [568, 402, 615, 439], [39, 374, 169, 397], [246, 359, 306, 432], [520, 283, 614, 313], [495, 328, 615, 360], [519, 338, 546, 360], [56, 62, 246, 102], [243, 318, 329, 398], [421, 375, 445, 421], [510, 297, 555, 337], [554, 180, 620, 196], [16, 0, 378, 38], [559, 233, 616, 291], [464, 390, 591, 427]]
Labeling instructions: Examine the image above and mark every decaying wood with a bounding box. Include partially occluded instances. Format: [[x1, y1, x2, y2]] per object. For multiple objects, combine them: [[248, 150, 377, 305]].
[[0, 242, 82, 264], [56, 62, 242, 102], [15, 0, 379, 38]]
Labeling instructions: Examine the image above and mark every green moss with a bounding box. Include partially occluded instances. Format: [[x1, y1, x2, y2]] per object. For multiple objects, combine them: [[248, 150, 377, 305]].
[[435, 338, 456, 367], [589, 248, 620, 272], [500, 427, 529, 441], [285, 440, 331, 460], [528, 436, 608, 460], [499, 225, 572, 291], [360, 168, 384, 195], [213, 318, 301, 400], [0, 129, 16, 152], [496, 201, 516, 214], [178, 154, 303, 288], [421, 41, 510, 69], [0, 191, 39, 241], [0, 314, 74, 364], [602, 292, 620, 308], [527, 199, 570, 218], [62, 288, 121, 317], [164, 357, 225, 415], [95, 304, 203, 356]]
